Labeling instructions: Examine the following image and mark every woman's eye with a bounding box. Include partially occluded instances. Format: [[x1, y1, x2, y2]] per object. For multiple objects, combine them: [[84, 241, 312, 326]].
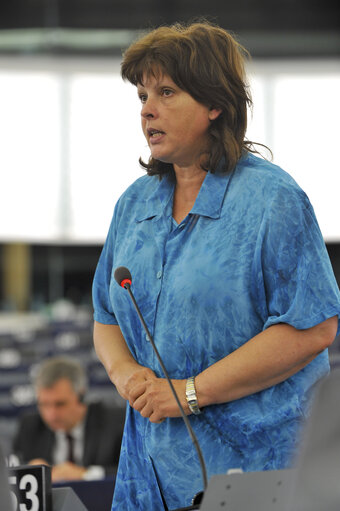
[[139, 94, 147, 103], [162, 88, 173, 97]]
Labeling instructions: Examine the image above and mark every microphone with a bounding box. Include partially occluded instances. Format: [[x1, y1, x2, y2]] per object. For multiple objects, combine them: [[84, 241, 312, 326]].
[[114, 266, 208, 495]]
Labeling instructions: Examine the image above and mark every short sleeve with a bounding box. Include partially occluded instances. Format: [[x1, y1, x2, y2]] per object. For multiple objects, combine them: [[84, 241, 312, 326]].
[[92, 209, 118, 325], [254, 184, 340, 334]]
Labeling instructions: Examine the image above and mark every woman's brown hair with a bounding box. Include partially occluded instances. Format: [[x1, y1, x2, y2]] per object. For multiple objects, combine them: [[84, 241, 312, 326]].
[[121, 20, 265, 177]]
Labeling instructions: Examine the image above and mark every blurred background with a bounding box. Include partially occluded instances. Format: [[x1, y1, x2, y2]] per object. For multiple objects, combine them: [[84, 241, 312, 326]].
[[0, 0, 339, 457]]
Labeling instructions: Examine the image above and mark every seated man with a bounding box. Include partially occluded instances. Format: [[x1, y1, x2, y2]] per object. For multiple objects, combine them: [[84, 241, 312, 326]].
[[12, 356, 125, 482]]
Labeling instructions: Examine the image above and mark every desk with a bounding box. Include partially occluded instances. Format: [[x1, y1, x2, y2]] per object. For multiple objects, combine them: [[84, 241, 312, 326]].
[[53, 477, 115, 511]]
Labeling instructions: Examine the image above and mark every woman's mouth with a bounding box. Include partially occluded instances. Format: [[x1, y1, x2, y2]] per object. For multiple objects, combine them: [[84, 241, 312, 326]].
[[148, 128, 165, 144]]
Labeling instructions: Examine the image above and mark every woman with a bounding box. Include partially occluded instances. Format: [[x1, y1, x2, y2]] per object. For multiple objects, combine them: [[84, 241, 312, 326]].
[[92, 21, 340, 510]]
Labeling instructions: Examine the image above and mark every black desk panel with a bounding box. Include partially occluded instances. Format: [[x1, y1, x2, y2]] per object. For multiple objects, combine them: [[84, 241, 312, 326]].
[[53, 477, 114, 511]]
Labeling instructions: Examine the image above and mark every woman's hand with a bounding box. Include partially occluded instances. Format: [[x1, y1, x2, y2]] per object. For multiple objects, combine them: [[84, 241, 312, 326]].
[[94, 322, 157, 400], [114, 362, 158, 401], [93, 323, 190, 422], [129, 378, 188, 423]]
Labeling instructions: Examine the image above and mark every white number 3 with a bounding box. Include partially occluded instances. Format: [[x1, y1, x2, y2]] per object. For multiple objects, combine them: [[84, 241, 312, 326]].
[[19, 474, 39, 511]]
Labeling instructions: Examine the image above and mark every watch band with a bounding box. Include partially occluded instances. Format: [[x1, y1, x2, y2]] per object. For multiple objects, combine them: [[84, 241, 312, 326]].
[[185, 376, 202, 415]]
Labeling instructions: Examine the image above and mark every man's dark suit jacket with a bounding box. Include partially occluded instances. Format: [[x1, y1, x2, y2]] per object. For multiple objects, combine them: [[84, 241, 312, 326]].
[[12, 401, 125, 476]]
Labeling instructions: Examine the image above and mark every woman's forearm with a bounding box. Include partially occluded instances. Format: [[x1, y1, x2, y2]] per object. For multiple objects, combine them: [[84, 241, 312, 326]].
[[94, 321, 138, 378], [195, 316, 338, 408], [93, 321, 156, 400], [94, 317, 337, 419]]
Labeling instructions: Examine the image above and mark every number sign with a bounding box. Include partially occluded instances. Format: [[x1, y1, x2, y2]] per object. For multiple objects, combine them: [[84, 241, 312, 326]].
[[8, 465, 52, 511]]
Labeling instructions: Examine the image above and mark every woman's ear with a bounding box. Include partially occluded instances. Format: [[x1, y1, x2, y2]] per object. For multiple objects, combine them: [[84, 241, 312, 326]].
[[209, 107, 222, 121]]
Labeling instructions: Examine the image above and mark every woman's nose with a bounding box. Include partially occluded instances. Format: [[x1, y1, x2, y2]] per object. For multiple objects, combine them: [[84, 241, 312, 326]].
[[141, 97, 158, 119]]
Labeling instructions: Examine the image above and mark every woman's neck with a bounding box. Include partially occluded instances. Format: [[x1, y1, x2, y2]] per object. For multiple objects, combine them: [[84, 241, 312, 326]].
[[172, 164, 207, 224]]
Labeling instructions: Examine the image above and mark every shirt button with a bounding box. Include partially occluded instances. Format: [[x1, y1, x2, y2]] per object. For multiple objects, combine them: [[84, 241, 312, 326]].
[[156, 270, 162, 279]]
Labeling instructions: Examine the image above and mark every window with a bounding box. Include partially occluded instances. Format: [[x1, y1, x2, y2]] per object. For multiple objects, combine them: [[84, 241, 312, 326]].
[[0, 57, 339, 242]]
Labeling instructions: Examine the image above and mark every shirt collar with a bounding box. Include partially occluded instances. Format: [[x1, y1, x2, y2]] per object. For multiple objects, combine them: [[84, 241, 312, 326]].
[[70, 421, 84, 439], [136, 159, 234, 222], [190, 169, 232, 219], [56, 420, 85, 440], [136, 175, 175, 222]]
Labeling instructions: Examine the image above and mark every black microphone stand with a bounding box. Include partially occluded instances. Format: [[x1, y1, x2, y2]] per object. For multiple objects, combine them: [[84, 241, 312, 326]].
[[115, 267, 208, 510]]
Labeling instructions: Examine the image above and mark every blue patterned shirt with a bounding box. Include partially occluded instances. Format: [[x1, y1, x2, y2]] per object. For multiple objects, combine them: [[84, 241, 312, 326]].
[[93, 153, 340, 510]]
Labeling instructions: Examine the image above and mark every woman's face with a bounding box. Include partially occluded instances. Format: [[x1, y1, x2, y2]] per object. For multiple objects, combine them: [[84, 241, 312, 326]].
[[137, 73, 221, 170]]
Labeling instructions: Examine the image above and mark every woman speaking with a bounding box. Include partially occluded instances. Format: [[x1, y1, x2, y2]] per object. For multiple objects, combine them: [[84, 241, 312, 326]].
[[92, 21, 340, 510]]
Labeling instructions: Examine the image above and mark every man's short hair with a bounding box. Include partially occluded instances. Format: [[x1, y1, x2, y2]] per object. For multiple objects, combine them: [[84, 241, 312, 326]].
[[33, 356, 87, 397]]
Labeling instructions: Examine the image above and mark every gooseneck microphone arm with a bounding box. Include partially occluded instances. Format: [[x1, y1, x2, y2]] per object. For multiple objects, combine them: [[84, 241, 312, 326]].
[[114, 266, 208, 493]]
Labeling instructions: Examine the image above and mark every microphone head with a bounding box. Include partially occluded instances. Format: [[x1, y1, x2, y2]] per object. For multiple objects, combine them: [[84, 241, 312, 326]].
[[114, 266, 132, 288]]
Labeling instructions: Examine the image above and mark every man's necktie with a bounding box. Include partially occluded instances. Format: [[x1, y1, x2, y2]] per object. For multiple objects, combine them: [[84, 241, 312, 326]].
[[66, 433, 75, 463]]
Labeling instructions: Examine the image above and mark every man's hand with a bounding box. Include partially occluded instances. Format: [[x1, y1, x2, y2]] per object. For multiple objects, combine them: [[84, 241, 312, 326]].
[[51, 461, 87, 482], [28, 458, 49, 466]]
